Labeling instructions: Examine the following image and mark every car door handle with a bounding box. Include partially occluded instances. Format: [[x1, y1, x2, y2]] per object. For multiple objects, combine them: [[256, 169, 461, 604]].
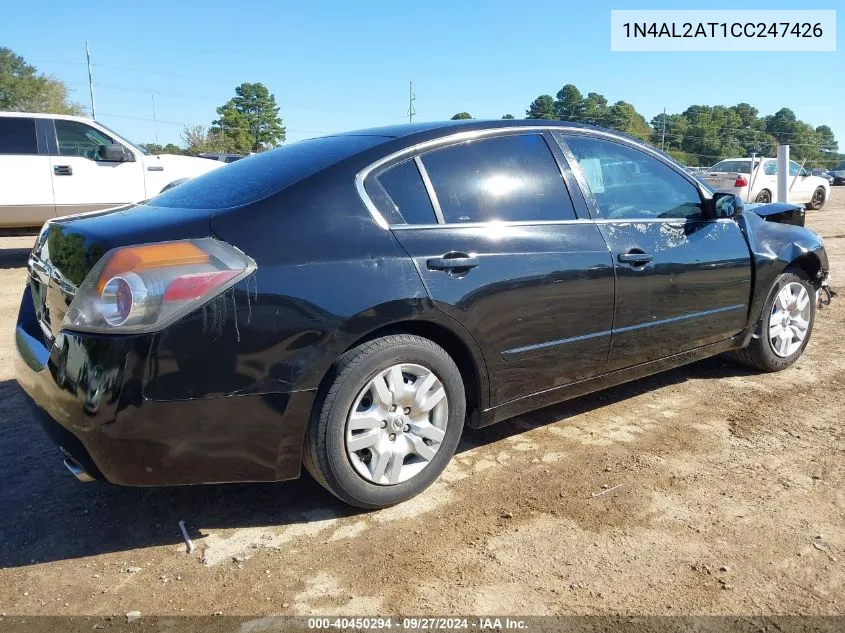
[[618, 252, 653, 265], [53, 165, 73, 176], [426, 255, 479, 271]]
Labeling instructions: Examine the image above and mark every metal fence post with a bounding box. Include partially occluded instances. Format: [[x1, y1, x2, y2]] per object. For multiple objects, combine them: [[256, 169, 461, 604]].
[[777, 145, 789, 202]]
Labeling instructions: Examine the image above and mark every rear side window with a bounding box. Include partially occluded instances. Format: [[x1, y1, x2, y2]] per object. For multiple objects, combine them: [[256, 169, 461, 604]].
[[150, 134, 387, 210], [375, 159, 437, 224], [0, 117, 37, 155], [764, 161, 778, 176], [710, 160, 751, 174], [420, 134, 576, 223]]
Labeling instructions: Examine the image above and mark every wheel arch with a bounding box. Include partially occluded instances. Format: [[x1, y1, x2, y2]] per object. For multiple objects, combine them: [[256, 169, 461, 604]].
[[786, 251, 824, 287], [753, 188, 773, 203], [316, 319, 489, 428]]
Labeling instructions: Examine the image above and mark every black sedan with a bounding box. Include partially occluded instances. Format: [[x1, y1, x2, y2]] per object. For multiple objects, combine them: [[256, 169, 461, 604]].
[[15, 120, 830, 509], [833, 171, 845, 186]]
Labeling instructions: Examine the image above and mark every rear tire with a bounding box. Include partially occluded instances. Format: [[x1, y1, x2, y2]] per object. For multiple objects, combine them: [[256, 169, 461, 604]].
[[754, 189, 772, 204], [806, 187, 826, 210], [303, 334, 465, 509], [729, 270, 815, 372]]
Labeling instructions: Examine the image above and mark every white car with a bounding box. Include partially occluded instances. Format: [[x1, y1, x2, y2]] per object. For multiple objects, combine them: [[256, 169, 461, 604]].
[[0, 112, 224, 228], [703, 157, 830, 210]]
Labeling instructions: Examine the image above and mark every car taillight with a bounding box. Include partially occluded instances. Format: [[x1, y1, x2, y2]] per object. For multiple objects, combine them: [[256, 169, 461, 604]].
[[734, 175, 748, 187], [63, 238, 255, 334]]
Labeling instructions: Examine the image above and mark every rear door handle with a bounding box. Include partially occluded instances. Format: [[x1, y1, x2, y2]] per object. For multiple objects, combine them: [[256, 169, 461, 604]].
[[53, 165, 73, 176], [426, 255, 479, 271], [618, 252, 653, 265]]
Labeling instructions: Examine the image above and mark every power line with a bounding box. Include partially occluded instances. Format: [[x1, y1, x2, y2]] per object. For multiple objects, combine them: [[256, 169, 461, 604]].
[[81, 82, 408, 119], [97, 111, 332, 135]]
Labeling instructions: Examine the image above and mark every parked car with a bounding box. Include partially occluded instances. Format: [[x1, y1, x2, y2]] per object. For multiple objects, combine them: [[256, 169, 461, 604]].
[[0, 112, 224, 228], [198, 152, 244, 163], [703, 157, 829, 210], [833, 171, 845, 186], [15, 120, 830, 509], [810, 169, 834, 185]]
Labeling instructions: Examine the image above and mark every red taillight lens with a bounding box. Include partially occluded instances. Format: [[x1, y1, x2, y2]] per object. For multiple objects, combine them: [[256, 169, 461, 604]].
[[163, 270, 240, 302], [735, 175, 748, 187], [63, 238, 255, 334]]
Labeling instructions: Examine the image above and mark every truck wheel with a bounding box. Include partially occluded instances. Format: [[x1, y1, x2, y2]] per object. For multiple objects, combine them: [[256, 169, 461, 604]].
[[806, 187, 826, 210], [754, 190, 772, 204], [303, 334, 465, 509], [729, 270, 815, 372]]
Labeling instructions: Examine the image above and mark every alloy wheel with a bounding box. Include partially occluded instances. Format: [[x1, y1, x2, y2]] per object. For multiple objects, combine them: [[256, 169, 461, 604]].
[[769, 282, 811, 358], [345, 363, 448, 485]]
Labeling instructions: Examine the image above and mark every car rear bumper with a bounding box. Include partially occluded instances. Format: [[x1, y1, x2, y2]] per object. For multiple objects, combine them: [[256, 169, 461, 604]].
[[14, 285, 315, 487]]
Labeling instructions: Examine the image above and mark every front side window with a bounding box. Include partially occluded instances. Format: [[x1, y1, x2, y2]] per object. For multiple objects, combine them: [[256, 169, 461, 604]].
[[374, 158, 437, 224], [55, 120, 114, 159], [789, 161, 803, 176], [0, 117, 37, 155], [420, 134, 576, 223], [563, 135, 702, 220]]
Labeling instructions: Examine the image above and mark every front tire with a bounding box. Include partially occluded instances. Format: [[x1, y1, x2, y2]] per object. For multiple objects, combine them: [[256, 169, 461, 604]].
[[303, 334, 465, 509], [730, 270, 815, 372], [806, 187, 826, 210]]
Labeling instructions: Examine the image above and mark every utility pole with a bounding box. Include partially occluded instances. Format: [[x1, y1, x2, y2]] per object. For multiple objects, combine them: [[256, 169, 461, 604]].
[[151, 95, 159, 143], [661, 107, 666, 152], [85, 41, 96, 120], [408, 81, 416, 123]]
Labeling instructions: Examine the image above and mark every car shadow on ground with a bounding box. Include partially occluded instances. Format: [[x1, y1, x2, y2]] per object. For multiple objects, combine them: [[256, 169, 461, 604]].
[[0, 355, 757, 568], [0, 248, 31, 270]]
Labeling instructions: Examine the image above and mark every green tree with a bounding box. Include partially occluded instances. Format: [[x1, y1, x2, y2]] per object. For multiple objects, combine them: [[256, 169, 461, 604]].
[[212, 82, 285, 153], [582, 92, 609, 126], [140, 142, 184, 155], [0, 47, 84, 114], [606, 101, 652, 141], [501, 114, 515, 120], [182, 124, 236, 156], [554, 84, 585, 120], [451, 112, 472, 120], [815, 125, 839, 168], [525, 95, 556, 119]]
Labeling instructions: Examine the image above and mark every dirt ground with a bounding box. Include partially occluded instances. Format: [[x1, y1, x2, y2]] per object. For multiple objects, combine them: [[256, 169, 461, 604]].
[[0, 191, 843, 620]]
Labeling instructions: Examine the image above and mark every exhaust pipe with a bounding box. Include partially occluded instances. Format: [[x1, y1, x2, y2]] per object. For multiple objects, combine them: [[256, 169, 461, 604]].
[[61, 449, 95, 483]]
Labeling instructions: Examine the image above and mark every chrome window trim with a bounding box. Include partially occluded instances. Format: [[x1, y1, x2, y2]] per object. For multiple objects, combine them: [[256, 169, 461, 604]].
[[355, 124, 715, 230], [388, 217, 734, 230], [414, 155, 445, 224]]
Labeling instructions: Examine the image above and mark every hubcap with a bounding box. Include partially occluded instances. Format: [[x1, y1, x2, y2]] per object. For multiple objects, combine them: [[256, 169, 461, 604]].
[[345, 363, 448, 485], [769, 282, 811, 358], [813, 189, 824, 206]]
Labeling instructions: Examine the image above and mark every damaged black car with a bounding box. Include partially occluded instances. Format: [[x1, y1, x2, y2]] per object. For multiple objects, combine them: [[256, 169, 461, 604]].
[[15, 120, 832, 508]]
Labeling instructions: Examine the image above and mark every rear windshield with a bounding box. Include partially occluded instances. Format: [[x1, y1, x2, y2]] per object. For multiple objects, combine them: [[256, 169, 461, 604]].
[[148, 135, 388, 209], [710, 160, 753, 174]]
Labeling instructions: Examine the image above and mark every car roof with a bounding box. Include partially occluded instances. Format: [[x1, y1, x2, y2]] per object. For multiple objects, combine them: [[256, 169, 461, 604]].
[[330, 118, 605, 140], [0, 111, 93, 122]]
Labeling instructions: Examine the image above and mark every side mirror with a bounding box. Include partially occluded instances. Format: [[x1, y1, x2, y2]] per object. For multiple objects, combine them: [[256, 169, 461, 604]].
[[709, 192, 744, 219], [98, 144, 131, 162]]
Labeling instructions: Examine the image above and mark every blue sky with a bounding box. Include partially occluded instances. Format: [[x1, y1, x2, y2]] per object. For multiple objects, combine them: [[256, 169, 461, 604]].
[[4, 0, 842, 149]]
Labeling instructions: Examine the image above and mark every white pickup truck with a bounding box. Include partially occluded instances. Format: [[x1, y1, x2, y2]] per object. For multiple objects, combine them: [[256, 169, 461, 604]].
[[0, 112, 223, 228]]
